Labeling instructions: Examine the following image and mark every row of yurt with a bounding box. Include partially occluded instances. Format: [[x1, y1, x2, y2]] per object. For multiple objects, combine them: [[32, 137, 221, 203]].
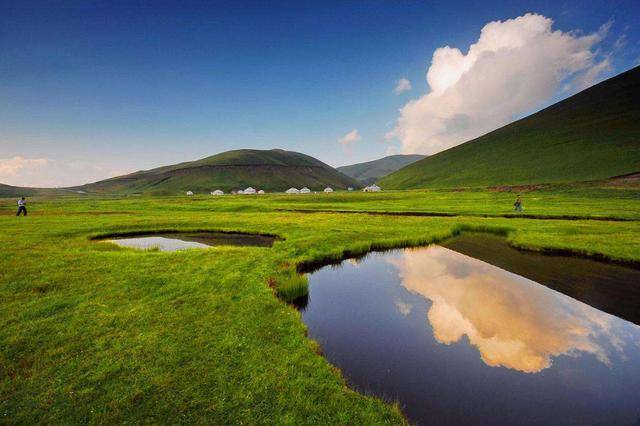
[[225, 187, 267, 194], [363, 184, 381, 192], [286, 187, 335, 194], [195, 186, 339, 196]]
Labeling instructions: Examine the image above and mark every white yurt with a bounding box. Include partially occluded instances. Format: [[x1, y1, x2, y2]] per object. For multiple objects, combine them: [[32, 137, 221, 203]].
[[244, 187, 257, 194], [363, 184, 381, 192], [300, 187, 311, 194], [257, 190, 265, 194], [285, 188, 299, 194], [237, 189, 245, 194], [211, 190, 224, 195], [324, 187, 334, 193], [186, 191, 194, 196]]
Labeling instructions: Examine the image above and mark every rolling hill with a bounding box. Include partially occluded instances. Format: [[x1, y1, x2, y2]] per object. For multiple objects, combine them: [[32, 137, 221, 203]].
[[379, 66, 640, 189], [0, 183, 37, 197], [75, 149, 360, 194], [0, 183, 69, 198], [337, 154, 425, 185]]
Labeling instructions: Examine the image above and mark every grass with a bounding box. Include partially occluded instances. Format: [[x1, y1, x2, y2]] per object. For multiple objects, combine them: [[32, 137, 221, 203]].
[[1, 188, 639, 423], [275, 270, 309, 303], [380, 66, 640, 189]]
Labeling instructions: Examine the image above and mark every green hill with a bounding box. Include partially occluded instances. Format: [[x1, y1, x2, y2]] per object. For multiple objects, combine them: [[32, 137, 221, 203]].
[[337, 154, 425, 185], [379, 66, 640, 189], [0, 183, 36, 197], [0, 183, 69, 198], [76, 149, 360, 194]]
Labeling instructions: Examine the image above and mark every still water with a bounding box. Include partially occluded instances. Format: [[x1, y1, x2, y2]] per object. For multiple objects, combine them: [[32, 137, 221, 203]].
[[301, 234, 640, 425], [108, 232, 276, 251]]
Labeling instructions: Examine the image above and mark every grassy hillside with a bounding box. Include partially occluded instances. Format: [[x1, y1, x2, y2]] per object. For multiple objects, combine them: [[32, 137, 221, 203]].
[[0, 183, 36, 197], [76, 149, 360, 194], [0, 183, 69, 198], [337, 154, 425, 185], [380, 66, 640, 189]]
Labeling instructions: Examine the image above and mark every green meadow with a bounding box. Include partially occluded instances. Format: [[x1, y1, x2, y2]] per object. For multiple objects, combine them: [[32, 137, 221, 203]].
[[1, 188, 639, 423]]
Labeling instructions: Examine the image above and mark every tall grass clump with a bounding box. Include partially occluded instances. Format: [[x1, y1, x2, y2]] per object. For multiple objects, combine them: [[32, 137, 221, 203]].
[[276, 270, 309, 303]]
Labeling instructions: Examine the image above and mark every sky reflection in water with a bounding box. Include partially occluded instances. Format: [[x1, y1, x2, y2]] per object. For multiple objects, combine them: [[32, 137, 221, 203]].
[[107, 232, 276, 251], [390, 246, 633, 373], [302, 239, 640, 425]]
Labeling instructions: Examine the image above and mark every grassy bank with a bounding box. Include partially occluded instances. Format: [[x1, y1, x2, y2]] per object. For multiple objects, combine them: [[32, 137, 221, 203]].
[[1, 191, 639, 423]]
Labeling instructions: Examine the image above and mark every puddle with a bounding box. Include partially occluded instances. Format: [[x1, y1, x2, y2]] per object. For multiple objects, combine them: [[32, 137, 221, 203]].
[[301, 234, 640, 425], [106, 232, 276, 251]]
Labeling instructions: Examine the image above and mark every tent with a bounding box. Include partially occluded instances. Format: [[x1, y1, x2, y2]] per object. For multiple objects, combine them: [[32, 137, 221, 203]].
[[244, 187, 257, 194], [324, 187, 334, 193], [237, 189, 245, 194], [285, 188, 299, 194], [363, 184, 381, 192], [300, 187, 311, 194], [186, 191, 194, 196], [211, 190, 224, 195], [257, 190, 265, 194]]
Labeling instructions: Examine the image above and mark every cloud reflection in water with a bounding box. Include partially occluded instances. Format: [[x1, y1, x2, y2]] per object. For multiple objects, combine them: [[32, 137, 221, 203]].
[[389, 246, 632, 373]]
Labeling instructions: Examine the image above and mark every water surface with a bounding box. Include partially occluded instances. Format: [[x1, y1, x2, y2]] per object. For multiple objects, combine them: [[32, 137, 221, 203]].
[[108, 232, 276, 251], [301, 234, 640, 425]]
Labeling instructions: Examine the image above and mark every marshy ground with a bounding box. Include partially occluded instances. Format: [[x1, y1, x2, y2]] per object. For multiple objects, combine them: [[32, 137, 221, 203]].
[[1, 187, 639, 423]]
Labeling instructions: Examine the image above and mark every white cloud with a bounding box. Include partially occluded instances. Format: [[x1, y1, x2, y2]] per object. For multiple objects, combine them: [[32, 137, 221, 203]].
[[393, 77, 412, 94], [384, 145, 399, 156], [338, 129, 361, 151], [0, 157, 49, 177], [0, 156, 124, 188], [613, 34, 627, 50], [387, 13, 612, 155]]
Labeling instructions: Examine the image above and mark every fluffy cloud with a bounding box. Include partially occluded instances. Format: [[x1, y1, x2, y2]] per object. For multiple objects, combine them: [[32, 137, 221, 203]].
[[393, 77, 412, 94], [0, 157, 49, 177], [387, 13, 612, 155], [0, 156, 123, 187], [338, 129, 361, 150]]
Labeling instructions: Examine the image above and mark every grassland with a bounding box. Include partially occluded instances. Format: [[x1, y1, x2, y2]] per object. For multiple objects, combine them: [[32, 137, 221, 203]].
[[1, 188, 639, 423]]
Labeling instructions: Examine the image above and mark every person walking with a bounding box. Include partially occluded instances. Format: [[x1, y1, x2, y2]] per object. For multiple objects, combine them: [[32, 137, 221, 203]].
[[16, 197, 27, 216], [513, 195, 523, 212]]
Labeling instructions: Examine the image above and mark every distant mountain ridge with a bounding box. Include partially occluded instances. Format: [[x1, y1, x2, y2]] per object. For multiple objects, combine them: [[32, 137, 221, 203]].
[[0, 183, 67, 197], [379, 66, 640, 189], [73, 149, 360, 194], [337, 154, 426, 185]]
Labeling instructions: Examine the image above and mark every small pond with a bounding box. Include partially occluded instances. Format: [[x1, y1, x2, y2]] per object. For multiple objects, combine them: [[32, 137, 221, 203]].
[[301, 233, 640, 425], [106, 232, 276, 251]]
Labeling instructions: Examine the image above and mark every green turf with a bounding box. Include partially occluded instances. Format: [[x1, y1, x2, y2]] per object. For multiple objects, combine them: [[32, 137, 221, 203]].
[[380, 66, 640, 189], [1, 190, 639, 423]]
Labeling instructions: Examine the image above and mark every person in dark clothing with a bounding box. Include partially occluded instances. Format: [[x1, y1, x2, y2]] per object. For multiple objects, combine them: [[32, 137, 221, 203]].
[[16, 197, 27, 216], [513, 195, 523, 212]]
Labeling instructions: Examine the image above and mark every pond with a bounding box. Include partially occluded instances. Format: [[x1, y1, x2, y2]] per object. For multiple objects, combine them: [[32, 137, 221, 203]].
[[300, 234, 640, 425], [106, 232, 277, 251]]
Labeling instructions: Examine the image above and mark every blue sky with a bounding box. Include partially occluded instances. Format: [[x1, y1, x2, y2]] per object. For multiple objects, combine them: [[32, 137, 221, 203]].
[[1, 0, 639, 186]]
